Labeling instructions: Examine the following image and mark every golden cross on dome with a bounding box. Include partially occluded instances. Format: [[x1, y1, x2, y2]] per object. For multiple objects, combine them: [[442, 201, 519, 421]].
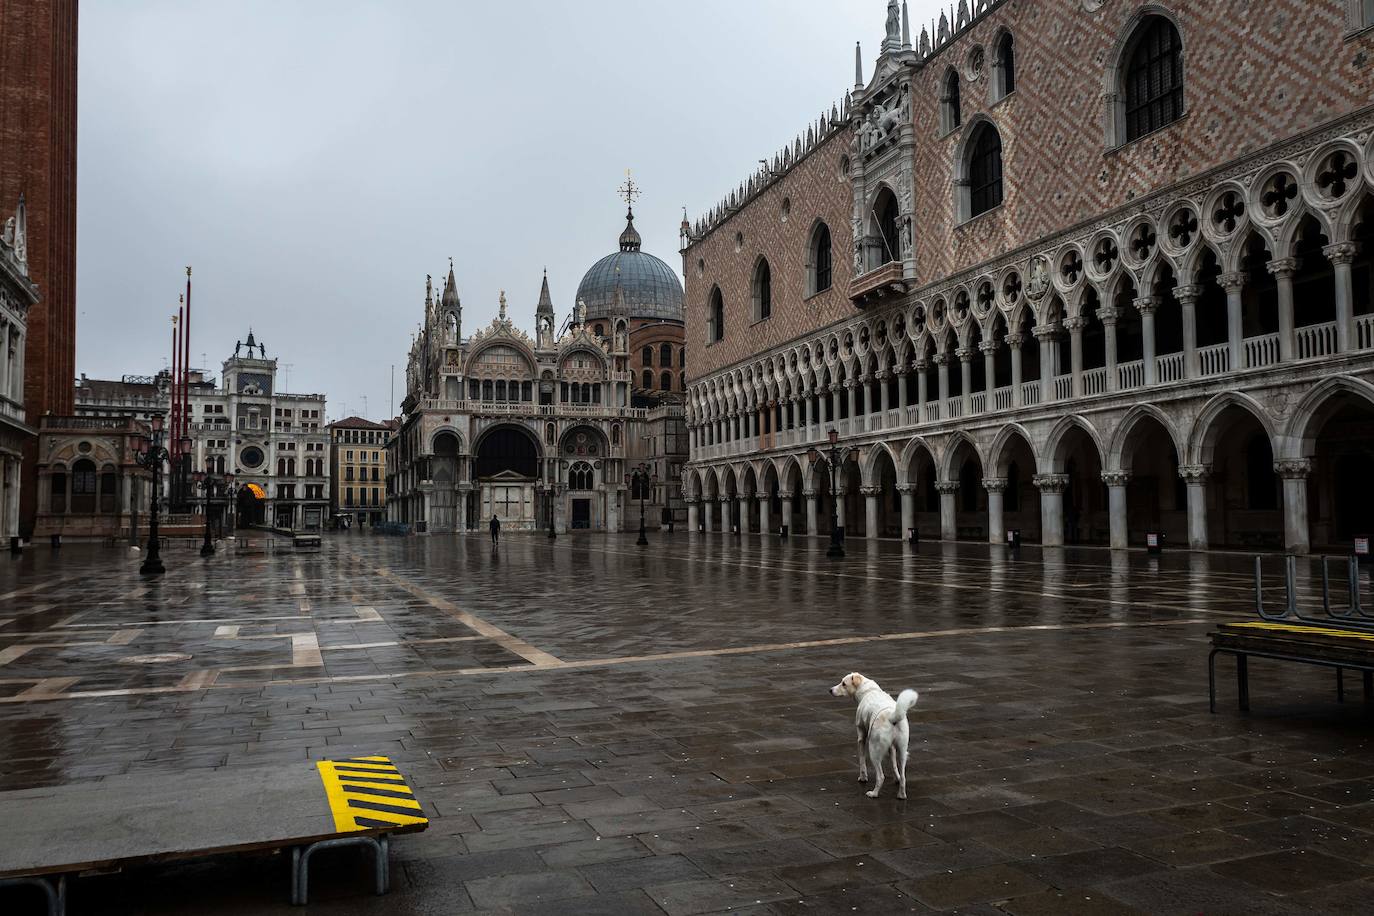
[[618, 169, 641, 208]]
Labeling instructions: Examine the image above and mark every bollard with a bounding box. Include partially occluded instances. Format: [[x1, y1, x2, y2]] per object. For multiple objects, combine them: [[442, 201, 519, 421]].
[[1146, 532, 1163, 556]]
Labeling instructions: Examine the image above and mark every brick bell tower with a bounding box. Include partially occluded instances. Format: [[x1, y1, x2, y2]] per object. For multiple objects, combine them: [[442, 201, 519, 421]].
[[0, 0, 78, 536]]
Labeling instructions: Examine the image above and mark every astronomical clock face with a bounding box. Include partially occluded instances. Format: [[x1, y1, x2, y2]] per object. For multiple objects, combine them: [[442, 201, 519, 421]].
[[239, 372, 271, 396]]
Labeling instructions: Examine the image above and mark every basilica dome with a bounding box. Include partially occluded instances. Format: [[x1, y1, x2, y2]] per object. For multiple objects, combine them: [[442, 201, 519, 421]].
[[575, 209, 684, 324]]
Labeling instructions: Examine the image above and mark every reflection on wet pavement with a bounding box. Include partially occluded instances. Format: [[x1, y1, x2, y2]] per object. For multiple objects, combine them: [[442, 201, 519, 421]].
[[1, 533, 1372, 913]]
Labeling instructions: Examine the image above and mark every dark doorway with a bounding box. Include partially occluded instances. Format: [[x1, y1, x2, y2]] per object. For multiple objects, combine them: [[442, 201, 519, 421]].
[[572, 499, 591, 530], [237, 487, 265, 526], [475, 427, 539, 479]]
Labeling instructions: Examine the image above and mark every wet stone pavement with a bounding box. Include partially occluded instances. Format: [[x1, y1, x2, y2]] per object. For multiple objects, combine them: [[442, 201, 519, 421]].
[[2, 532, 1373, 914]]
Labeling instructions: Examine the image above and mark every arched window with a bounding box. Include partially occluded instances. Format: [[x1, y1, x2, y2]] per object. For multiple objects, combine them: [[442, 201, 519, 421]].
[[660, 371, 672, 391], [875, 189, 901, 265], [1123, 16, 1184, 143], [708, 287, 725, 343], [753, 258, 772, 321], [277, 458, 287, 476], [642, 369, 653, 389], [642, 346, 653, 367], [994, 32, 1015, 99], [941, 68, 961, 133], [968, 123, 1005, 218], [809, 222, 833, 295], [569, 462, 594, 490], [593, 323, 604, 337]]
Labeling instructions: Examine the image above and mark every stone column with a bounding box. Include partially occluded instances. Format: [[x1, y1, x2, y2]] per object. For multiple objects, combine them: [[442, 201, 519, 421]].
[[799, 395, 810, 434], [983, 477, 1007, 545], [868, 376, 880, 416], [1326, 243, 1357, 352], [936, 480, 960, 541], [1035, 325, 1056, 402], [781, 496, 794, 533], [1275, 459, 1311, 555], [846, 380, 857, 420], [758, 494, 770, 535], [862, 485, 880, 539], [1007, 333, 1024, 406], [1269, 258, 1299, 361], [1097, 304, 1120, 392], [1218, 271, 1246, 370], [895, 367, 908, 411], [898, 484, 915, 537], [878, 371, 891, 415], [936, 353, 950, 404], [1065, 317, 1086, 397], [1178, 465, 1211, 551], [1102, 471, 1130, 550], [702, 497, 715, 532], [956, 347, 974, 414], [1176, 285, 1202, 378], [831, 385, 841, 424], [1033, 473, 1069, 547], [804, 488, 818, 535], [981, 340, 998, 404], [1135, 297, 1159, 385], [819, 389, 829, 426], [915, 361, 929, 418], [686, 496, 700, 533]]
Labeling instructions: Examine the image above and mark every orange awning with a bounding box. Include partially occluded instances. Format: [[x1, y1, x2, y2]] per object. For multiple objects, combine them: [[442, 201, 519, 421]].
[[244, 483, 266, 499]]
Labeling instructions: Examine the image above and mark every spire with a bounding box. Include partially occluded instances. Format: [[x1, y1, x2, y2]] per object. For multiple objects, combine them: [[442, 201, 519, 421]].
[[442, 257, 459, 308], [901, 1, 911, 51], [617, 170, 643, 252], [536, 268, 554, 316], [424, 274, 433, 307], [855, 42, 864, 88]]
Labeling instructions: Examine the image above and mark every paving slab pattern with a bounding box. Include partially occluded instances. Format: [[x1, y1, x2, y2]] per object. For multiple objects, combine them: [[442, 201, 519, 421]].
[[1, 533, 1372, 914]]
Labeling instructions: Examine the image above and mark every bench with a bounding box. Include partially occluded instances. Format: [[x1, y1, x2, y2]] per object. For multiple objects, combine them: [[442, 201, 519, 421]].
[[1208, 555, 1374, 713], [0, 755, 427, 914]]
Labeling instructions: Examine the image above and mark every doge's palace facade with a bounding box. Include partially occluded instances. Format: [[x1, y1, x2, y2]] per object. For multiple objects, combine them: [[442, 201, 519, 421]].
[[683, 0, 1374, 555]]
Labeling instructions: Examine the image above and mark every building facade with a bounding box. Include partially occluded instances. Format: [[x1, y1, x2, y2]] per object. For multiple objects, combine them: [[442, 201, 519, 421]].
[[1, 196, 37, 545], [683, 0, 1374, 555], [388, 206, 688, 533], [190, 333, 329, 530], [1, 0, 78, 536], [329, 416, 390, 527]]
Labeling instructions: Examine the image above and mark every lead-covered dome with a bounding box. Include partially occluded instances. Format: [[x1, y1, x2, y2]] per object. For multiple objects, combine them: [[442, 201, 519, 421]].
[[576, 208, 684, 323]]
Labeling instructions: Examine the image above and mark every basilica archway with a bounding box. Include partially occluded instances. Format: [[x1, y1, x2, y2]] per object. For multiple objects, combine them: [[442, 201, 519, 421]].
[[474, 425, 542, 530]]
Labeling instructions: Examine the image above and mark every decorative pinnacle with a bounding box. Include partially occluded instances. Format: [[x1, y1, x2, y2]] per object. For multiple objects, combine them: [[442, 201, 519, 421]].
[[618, 169, 641, 209]]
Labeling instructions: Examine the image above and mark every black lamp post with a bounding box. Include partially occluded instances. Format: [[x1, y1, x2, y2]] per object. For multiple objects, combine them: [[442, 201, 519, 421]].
[[627, 462, 658, 547], [546, 461, 560, 541], [811, 427, 855, 560], [135, 414, 189, 576], [193, 470, 233, 556]]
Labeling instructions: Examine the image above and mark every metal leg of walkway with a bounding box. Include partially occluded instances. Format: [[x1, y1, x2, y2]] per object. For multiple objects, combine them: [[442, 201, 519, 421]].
[[0, 875, 66, 916], [291, 835, 389, 906]]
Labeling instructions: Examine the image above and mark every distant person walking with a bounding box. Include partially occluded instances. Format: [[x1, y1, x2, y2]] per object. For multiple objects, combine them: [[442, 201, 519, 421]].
[[489, 514, 501, 546]]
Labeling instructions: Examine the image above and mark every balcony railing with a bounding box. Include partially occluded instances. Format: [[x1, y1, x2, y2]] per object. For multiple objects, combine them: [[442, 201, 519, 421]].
[[1021, 382, 1041, 407], [905, 405, 920, 425], [419, 399, 647, 420], [1082, 367, 1108, 396], [1199, 342, 1230, 377], [1297, 321, 1338, 360], [1245, 333, 1281, 369], [1117, 360, 1144, 391], [924, 402, 941, 423], [0, 396, 25, 426], [1054, 375, 1073, 400], [1156, 352, 1185, 385], [993, 386, 1014, 411], [945, 398, 963, 419], [970, 392, 987, 414], [886, 408, 901, 429], [1359, 315, 1374, 350]]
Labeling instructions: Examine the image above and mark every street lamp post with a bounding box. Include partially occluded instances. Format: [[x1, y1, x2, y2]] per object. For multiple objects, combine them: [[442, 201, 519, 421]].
[[193, 470, 234, 556], [627, 462, 658, 547], [134, 414, 190, 576], [547, 459, 563, 540], [810, 427, 856, 560]]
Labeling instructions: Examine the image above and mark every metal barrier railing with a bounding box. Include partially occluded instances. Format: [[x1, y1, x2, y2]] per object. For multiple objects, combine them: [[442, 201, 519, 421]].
[[1254, 555, 1374, 631]]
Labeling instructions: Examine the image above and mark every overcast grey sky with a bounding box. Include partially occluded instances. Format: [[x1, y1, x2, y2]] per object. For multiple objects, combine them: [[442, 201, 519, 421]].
[[77, 1, 947, 420]]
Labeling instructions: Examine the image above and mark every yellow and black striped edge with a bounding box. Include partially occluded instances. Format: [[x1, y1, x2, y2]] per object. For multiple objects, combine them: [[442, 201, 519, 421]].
[[1225, 622, 1374, 642], [316, 756, 428, 832]]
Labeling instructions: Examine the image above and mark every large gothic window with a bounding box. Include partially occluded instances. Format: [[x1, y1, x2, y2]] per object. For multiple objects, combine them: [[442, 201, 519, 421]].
[[708, 287, 725, 343], [1123, 17, 1184, 143], [660, 343, 673, 366], [753, 258, 772, 321], [641, 346, 653, 367], [875, 190, 901, 266], [810, 222, 832, 294], [968, 123, 1004, 218], [569, 462, 594, 490], [994, 32, 1015, 99]]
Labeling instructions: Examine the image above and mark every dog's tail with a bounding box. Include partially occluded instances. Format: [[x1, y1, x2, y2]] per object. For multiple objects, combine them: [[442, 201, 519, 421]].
[[889, 689, 919, 724]]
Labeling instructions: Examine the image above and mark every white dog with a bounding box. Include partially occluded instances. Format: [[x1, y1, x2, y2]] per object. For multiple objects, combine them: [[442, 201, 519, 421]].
[[830, 672, 919, 799]]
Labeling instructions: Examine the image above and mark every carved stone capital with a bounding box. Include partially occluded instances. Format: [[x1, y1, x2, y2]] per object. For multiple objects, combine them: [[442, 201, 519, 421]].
[[860, 486, 882, 498], [1095, 305, 1121, 326], [684, 495, 700, 505], [1062, 317, 1088, 333], [1174, 284, 1205, 305], [934, 480, 961, 495], [896, 484, 917, 495], [719, 495, 733, 504], [1273, 458, 1312, 480], [1217, 271, 1246, 294], [844, 379, 857, 390], [933, 353, 950, 367], [914, 359, 929, 371], [892, 365, 909, 377], [1100, 470, 1131, 488], [1133, 296, 1160, 315], [1324, 242, 1359, 266], [1005, 333, 1025, 349], [979, 340, 1000, 355], [982, 477, 1008, 493], [1177, 464, 1211, 483], [802, 488, 819, 499], [1032, 324, 1060, 341], [1267, 257, 1301, 279], [955, 347, 976, 362], [1032, 473, 1070, 493]]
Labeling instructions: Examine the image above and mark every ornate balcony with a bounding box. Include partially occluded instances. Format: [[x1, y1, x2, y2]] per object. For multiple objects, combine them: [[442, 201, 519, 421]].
[[848, 261, 911, 307]]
